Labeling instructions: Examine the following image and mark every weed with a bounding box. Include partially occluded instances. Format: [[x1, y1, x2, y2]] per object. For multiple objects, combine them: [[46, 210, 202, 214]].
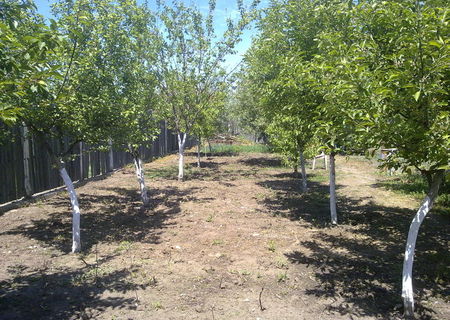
[[211, 239, 223, 246], [206, 214, 214, 222], [267, 240, 276, 252], [277, 272, 288, 283], [34, 199, 45, 208], [254, 192, 266, 201], [71, 266, 111, 286], [240, 270, 251, 276], [152, 301, 164, 310], [115, 240, 132, 253], [53, 234, 66, 242], [275, 256, 289, 269]]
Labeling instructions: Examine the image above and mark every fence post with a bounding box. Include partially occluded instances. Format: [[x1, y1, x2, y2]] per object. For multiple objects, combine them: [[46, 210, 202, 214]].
[[164, 120, 168, 155], [21, 125, 33, 198], [79, 142, 84, 181], [108, 138, 114, 171]]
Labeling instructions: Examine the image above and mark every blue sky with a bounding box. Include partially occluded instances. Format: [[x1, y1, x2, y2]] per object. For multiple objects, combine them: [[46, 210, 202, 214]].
[[33, 0, 268, 71]]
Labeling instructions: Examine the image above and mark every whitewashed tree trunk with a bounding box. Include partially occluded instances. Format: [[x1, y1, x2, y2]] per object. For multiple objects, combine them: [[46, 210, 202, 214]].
[[133, 155, 149, 206], [402, 171, 444, 319], [178, 133, 187, 181], [329, 153, 337, 224], [58, 162, 81, 253], [299, 150, 308, 192], [21, 125, 33, 198], [197, 137, 201, 168]]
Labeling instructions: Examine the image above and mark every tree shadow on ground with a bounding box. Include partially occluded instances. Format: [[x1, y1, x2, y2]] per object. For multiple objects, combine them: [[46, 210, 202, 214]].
[[257, 171, 340, 228], [145, 159, 267, 182], [184, 151, 234, 158], [2, 185, 199, 253], [258, 169, 449, 319], [187, 161, 220, 169], [239, 157, 283, 168], [0, 261, 152, 320]]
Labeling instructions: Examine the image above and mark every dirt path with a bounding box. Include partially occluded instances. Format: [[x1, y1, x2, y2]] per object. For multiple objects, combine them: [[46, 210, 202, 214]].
[[0, 152, 448, 320]]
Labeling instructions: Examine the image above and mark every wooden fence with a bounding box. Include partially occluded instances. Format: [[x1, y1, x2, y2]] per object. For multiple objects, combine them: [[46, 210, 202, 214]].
[[0, 121, 182, 204]]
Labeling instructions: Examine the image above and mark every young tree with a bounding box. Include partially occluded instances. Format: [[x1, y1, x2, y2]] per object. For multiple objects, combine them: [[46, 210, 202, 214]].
[[226, 76, 267, 142], [244, 0, 329, 193], [154, 0, 258, 180], [191, 89, 225, 167], [92, 0, 160, 206], [351, 1, 449, 317], [13, 0, 120, 252]]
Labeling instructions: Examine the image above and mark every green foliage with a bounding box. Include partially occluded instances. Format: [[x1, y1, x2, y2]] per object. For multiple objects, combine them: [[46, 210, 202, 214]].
[[85, 0, 160, 153], [353, 0, 449, 174], [244, 0, 448, 187], [13, 0, 123, 160], [0, 0, 62, 125]]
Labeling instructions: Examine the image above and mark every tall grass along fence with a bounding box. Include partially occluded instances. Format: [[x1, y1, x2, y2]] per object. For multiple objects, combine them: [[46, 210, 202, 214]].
[[0, 121, 186, 204]]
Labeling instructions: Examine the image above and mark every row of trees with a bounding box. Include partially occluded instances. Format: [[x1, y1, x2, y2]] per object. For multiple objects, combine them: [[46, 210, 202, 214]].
[[236, 0, 448, 318], [0, 0, 258, 252]]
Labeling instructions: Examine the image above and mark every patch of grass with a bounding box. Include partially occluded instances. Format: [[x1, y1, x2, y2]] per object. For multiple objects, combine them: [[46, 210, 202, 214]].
[[309, 172, 329, 183], [146, 166, 179, 179], [202, 143, 270, 155]]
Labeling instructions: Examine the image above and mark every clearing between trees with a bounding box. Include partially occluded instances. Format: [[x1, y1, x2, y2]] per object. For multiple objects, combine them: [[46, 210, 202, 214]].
[[0, 150, 448, 320]]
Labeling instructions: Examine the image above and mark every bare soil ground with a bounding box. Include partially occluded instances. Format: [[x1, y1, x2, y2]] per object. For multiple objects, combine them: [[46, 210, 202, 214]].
[[0, 151, 448, 320]]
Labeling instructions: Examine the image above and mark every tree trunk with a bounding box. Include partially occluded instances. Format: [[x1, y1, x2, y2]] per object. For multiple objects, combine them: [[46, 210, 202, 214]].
[[329, 152, 337, 224], [300, 150, 308, 193], [293, 164, 298, 173], [58, 161, 81, 253], [133, 154, 149, 206], [178, 133, 187, 181], [197, 136, 201, 168], [402, 170, 444, 319]]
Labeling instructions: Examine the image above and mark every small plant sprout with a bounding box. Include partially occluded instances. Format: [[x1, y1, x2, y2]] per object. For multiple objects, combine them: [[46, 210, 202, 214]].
[[267, 240, 276, 252]]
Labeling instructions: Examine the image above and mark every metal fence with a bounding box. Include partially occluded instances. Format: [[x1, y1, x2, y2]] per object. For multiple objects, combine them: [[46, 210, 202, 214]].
[[0, 121, 182, 204]]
